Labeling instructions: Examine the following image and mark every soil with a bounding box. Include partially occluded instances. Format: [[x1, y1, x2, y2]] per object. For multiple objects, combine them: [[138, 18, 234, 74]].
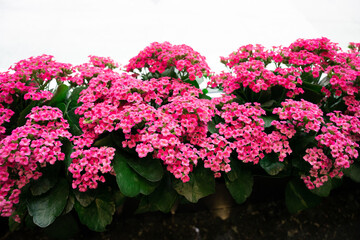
[[1, 178, 360, 240]]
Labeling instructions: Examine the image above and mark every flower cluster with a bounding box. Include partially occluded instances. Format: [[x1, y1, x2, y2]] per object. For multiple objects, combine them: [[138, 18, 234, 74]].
[[215, 102, 270, 164], [126, 42, 211, 81], [0, 106, 71, 219], [198, 133, 232, 177], [212, 45, 304, 97], [68, 147, 115, 192], [0, 105, 14, 137], [302, 122, 359, 189], [273, 99, 324, 132], [0, 55, 73, 103]]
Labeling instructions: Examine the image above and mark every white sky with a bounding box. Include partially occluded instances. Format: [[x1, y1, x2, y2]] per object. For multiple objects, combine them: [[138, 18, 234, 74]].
[[0, 0, 359, 72]]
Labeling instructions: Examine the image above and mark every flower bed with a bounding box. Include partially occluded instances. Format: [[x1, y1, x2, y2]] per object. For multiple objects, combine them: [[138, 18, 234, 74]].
[[0, 38, 359, 233]]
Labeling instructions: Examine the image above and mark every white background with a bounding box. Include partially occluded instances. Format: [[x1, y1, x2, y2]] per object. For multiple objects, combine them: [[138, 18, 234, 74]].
[[1, 0, 359, 72]]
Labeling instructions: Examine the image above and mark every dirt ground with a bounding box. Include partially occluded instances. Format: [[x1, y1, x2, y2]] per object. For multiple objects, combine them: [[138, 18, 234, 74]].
[[1, 178, 360, 240]]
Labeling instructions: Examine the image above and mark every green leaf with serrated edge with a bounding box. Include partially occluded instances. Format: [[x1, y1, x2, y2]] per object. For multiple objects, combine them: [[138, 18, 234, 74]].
[[285, 179, 321, 214], [27, 178, 69, 228], [48, 84, 69, 106], [225, 160, 253, 204], [73, 189, 96, 207], [126, 156, 163, 182], [30, 164, 60, 196], [344, 162, 360, 183], [310, 179, 332, 197], [259, 155, 285, 176], [113, 152, 158, 197], [173, 166, 215, 203], [74, 192, 115, 232]]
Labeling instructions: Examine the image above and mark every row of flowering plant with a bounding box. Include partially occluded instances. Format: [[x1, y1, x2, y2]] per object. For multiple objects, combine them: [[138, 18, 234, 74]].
[[0, 39, 359, 233]]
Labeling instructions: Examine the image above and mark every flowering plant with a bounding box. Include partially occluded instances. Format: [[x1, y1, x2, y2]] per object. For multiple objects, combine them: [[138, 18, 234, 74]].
[[0, 39, 359, 233]]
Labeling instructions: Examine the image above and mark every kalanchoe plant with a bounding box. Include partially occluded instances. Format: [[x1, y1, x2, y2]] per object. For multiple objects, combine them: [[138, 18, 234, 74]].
[[0, 38, 359, 235]]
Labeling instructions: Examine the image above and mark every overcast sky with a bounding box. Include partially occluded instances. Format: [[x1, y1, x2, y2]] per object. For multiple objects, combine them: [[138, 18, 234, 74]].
[[0, 0, 359, 72]]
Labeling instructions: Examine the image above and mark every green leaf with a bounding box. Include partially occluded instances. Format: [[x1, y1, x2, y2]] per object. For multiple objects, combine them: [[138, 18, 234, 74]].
[[17, 101, 38, 126], [173, 166, 215, 203], [207, 120, 218, 134], [344, 162, 360, 183], [74, 192, 115, 232], [225, 160, 253, 204], [184, 79, 200, 89], [30, 164, 60, 196], [148, 177, 178, 213], [113, 152, 158, 197], [259, 155, 285, 176], [310, 179, 332, 197], [73, 189, 96, 207], [27, 178, 69, 228], [63, 194, 75, 214], [285, 179, 321, 213], [135, 176, 178, 214], [126, 156, 163, 182], [65, 108, 82, 136], [68, 86, 86, 110], [302, 81, 323, 93], [48, 84, 70, 106], [62, 140, 74, 170], [260, 116, 277, 128], [135, 197, 158, 214]]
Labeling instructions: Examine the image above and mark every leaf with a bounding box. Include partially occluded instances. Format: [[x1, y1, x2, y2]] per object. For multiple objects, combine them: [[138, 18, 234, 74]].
[[74, 192, 115, 232], [285, 179, 321, 213], [63, 194, 75, 214], [17, 101, 38, 126], [135, 197, 158, 214], [65, 107, 82, 136], [62, 140, 74, 170], [126, 156, 163, 182], [27, 178, 69, 228], [73, 189, 96, 207], [148, 176, 178, 213], [113, 152, 158, 197], [344, 162, 360, 183], [259, 155, 285, 176], [310, 179, 332, 197], [225, 160, 253, 204], [207, 120, 218, 134], [30, 164, 60, 196], [184, 79, 200, 89], [302, 81, 323, 93], [260, 116, 277, 128], [261, 100, 276, 109], [48, 84, 70, 106], [68, 86, 86, 110], [173, 166, 215, 203]]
